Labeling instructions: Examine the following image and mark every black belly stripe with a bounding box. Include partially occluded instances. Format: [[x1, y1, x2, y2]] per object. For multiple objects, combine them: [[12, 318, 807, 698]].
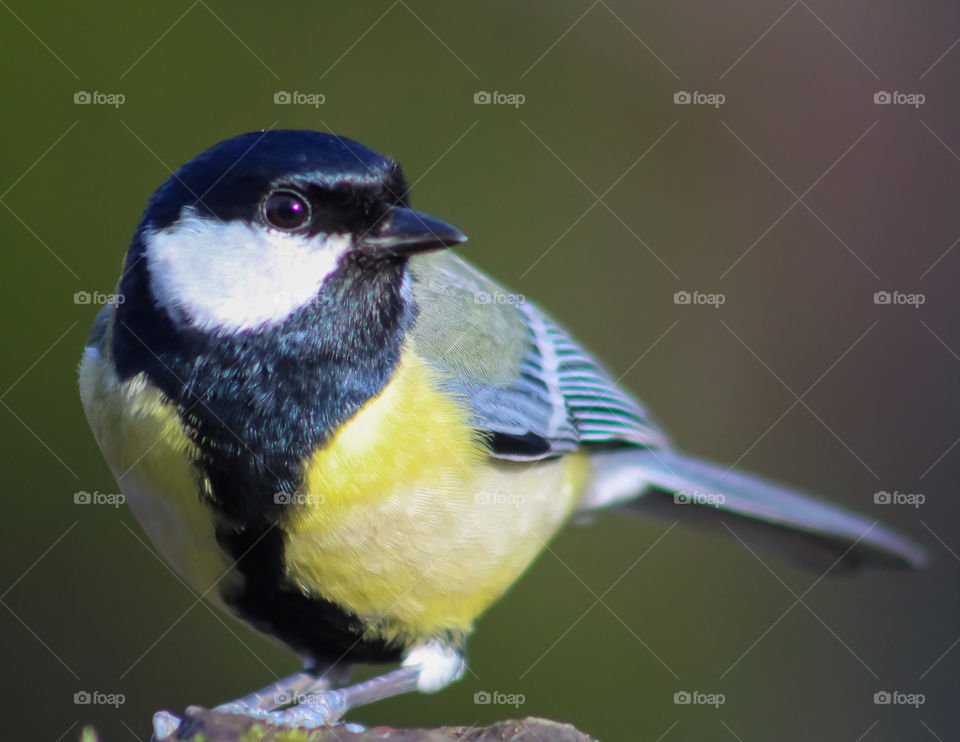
[[114, 243, 414, 663], [216, 525, 402, 665]]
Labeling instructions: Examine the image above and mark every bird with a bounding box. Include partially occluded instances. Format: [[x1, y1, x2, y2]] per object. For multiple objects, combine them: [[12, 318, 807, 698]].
[[78, 130, 927, 731]]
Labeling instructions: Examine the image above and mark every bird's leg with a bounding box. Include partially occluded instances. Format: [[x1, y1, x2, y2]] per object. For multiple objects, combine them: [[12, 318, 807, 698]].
[[152, 641, 465, 738], [232, 641, 464, 728], [213, 669, 322, 714]]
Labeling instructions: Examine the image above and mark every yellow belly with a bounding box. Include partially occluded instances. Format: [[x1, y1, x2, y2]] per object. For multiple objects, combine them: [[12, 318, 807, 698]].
[[283, 351, 590, 644]]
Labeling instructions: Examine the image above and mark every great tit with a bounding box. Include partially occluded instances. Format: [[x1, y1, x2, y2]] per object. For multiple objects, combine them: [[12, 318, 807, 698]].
[[78, 130, 926, 730]]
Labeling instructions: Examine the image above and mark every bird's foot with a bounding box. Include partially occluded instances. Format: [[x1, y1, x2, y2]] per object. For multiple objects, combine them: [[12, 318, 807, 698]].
[[153, 693, 361, 739], [216, 688, 349, 727]]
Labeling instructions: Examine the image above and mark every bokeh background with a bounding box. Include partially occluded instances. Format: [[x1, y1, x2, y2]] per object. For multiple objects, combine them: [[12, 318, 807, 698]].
[[2, 2, 959, 740]]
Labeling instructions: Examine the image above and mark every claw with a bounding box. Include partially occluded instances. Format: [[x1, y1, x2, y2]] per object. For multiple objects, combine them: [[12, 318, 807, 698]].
[[152, 711, 182, 740]]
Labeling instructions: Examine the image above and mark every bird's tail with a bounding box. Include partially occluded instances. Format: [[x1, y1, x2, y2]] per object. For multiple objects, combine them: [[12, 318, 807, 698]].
[[582, 448, 928, 571]]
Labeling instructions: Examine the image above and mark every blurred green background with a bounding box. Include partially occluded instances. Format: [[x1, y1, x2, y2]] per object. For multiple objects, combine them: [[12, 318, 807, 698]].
[[2, 2, 959, 740]]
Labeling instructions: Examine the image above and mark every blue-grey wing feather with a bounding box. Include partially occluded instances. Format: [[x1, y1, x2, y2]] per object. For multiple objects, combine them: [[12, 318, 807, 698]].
[[408, 251, 666, 459]]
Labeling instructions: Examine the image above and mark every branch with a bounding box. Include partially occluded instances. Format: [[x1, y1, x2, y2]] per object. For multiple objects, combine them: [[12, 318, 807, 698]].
[[81, 708, 600, 742]]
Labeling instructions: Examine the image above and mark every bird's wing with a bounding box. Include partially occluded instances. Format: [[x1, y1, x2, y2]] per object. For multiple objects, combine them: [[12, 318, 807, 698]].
[[408, 251, 666, 460], [410, 253, 928, 573]]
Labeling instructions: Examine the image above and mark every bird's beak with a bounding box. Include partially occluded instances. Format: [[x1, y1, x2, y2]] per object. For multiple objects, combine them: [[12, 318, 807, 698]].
[[362, 206, 467, 255]]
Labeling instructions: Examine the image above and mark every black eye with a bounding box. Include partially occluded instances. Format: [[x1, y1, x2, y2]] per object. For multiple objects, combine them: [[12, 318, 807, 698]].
[[263, 190, 311, 230]]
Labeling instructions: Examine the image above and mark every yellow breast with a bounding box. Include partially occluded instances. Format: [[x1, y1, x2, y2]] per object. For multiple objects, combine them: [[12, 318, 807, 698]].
[[283, 348, 590, 645], [78, 349, 233, 602]]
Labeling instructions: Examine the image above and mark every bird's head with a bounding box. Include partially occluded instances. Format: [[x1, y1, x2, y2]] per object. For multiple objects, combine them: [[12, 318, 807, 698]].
[[123, 130, 465, 334]]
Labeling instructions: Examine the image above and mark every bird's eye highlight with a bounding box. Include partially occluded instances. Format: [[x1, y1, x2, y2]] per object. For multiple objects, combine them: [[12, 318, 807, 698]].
[[263, 190, 311, 231]]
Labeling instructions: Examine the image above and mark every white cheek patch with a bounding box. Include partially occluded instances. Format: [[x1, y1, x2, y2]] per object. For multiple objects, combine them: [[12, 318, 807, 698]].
[[144, 213, 352, 332]]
